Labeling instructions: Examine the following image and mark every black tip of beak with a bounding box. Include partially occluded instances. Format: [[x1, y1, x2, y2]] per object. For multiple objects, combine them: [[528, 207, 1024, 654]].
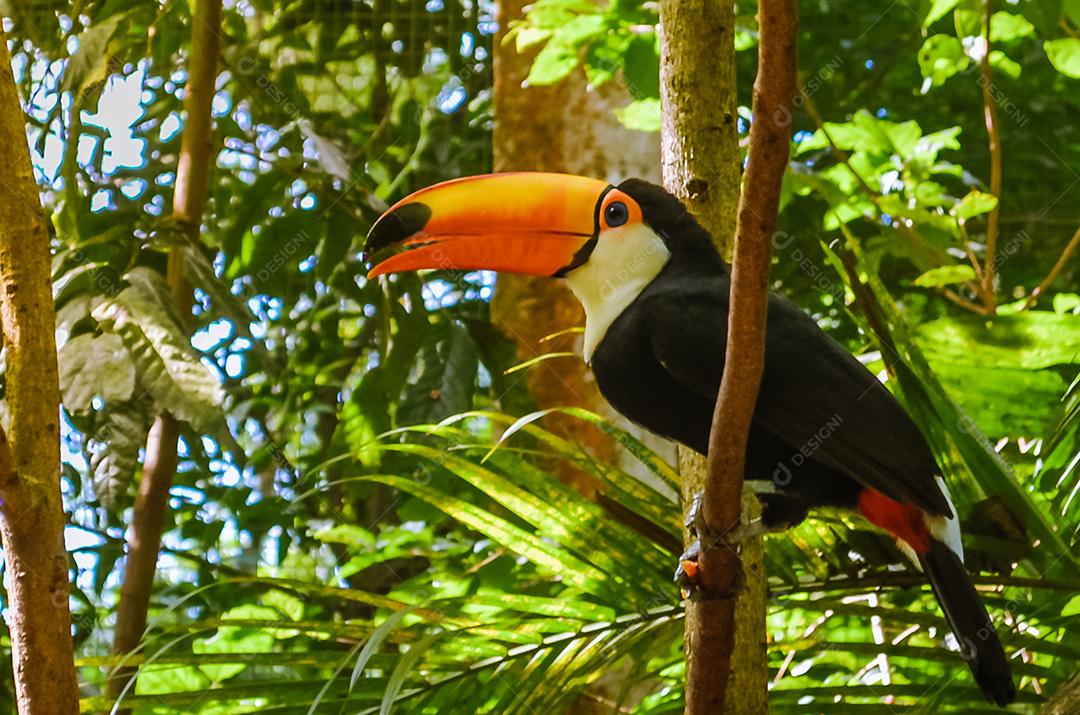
[[363, 202, 433, 261]]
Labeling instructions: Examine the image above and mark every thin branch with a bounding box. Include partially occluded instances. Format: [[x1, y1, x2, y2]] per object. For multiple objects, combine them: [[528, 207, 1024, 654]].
[[799, 88, 876, 197], [685, 1, 796, 712], [110, 0, 223, 704], [943, 287, 994, 315], [962, 235, 988, 286], [979, 0, 1002, 311], [1021, 226, 1080, 310]]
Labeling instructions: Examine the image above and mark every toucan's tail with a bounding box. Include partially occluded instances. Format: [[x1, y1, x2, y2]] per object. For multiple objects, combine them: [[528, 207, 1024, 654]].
[[918, 539, 1016, 706]]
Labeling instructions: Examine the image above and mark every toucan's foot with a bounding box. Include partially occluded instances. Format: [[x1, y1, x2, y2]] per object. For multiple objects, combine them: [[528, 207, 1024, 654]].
[[675, 535, 748, 601], [675, 493, 774, 599], [676, 493, 741, 600], [675, 538, 704, 600]]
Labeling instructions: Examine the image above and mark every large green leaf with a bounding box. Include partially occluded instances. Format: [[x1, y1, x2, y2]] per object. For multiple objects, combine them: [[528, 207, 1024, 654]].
[[915, 312, 1080, 370], [1045, 38, 1080, 78], [89, 395, 153, 507], [396, 321, 479, 426], [60, 12, 130, 98], [92, 268, 226, 436], [58, 332, 135, 409]]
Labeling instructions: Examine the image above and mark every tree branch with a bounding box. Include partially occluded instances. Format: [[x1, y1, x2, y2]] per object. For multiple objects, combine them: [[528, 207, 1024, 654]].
[[979, 0, 1002, 311], [0, 25, 80, 713], [109, 0, 223, 704], [1021, 225, 1080, 310], [1041, 670, 1080, 714], [659, 0, 768, 711], [684, 1, 796, 712]]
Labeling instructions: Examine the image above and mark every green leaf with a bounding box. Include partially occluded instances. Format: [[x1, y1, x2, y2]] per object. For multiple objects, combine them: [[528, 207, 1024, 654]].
[[915, 312, 1080, 370], [523, 0, 598, 29], [90, 397, 152, 507], [467, 593, 616, 622], [1046, 38, 1080, 78], [376, 443, 668, 600], [526, 42, 579, 85], [614, 98, 661, 132], [929, 363, 1066, 438], [1054, 293, 1080, 314], [195, 605, 278, 683], [59, 333, 135, 408], [525, 14, 607, 86], [924, 0, 960, 26], [337, 389, 383, 468], [953, 190, 998, 219], [912, 264, 977, 288], [60, 13, 128, 98], [514, 27, 553, 52], [92, 268, 225, 436], [953, 7, 984, 38], [134, 664, 209, 696], [734, 30, 757, 51], [916, 126, 963, 157], [989, 50, 1022, 79], [556, 14, 607, 45], [396, 321, 479, 426], [990, 12, 1035, 42], [349, 608, 414, 691], [361, 474, 615, 598], [918, 35, 971, 89], [622, 34, 660, 99]]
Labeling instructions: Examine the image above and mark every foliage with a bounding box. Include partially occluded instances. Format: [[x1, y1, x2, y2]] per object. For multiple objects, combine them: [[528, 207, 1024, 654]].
[[84, 410, 1080, 712]]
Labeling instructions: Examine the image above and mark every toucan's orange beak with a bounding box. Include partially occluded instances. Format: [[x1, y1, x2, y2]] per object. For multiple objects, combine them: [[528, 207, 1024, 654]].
[[364, 173, 609, 278]]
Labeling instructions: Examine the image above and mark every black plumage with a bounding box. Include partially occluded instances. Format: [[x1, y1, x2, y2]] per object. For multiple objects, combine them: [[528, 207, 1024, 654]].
[[594, 179, 950, 519]]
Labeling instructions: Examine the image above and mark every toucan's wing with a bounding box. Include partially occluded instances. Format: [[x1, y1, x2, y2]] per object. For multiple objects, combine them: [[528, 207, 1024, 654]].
[[648, 287, 950, 516]]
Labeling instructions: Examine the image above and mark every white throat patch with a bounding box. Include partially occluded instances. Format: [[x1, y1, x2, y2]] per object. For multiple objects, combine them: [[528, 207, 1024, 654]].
[[564, 223, 671, 363]]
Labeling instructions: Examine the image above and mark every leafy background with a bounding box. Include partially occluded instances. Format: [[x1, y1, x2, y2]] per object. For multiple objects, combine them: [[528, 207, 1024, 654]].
[[2, 0, 1079, 711]]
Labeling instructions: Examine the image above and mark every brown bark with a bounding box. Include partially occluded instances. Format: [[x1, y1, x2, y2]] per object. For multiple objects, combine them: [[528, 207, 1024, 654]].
[[978, 0, 1001, 311], [1041, 672, 1080, 715], [0, 24, 80, 715], [660, 0, 795, 712], [109, 0, 222, 702], [658, 0, 765, 712], [492, 0, 660, 494]]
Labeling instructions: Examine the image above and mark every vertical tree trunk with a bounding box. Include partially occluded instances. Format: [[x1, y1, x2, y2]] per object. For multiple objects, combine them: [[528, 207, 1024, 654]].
[[110, 0, 222, 703], [1042, 672, 1080, 715], [0, 25, 80, 715], [492, 0, 660, 494], [658, 1, 769, 712]]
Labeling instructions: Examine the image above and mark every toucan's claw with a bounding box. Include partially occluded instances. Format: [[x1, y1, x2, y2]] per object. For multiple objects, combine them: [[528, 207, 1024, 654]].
[[676, 494, 709, 600], [675, 540, 703, 600], [676, 492, 758, 600]]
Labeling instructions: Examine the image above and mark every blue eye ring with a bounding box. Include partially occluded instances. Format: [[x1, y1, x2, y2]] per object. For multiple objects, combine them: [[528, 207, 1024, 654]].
[[605, 201, 629, 228]]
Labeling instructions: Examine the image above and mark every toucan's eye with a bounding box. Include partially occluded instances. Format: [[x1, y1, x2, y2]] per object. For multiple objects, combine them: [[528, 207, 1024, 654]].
[[605, 201, 629, 227]]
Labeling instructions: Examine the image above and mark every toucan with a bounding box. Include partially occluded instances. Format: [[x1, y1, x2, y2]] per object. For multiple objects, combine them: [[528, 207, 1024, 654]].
[[363, 172, 1016, 706]]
